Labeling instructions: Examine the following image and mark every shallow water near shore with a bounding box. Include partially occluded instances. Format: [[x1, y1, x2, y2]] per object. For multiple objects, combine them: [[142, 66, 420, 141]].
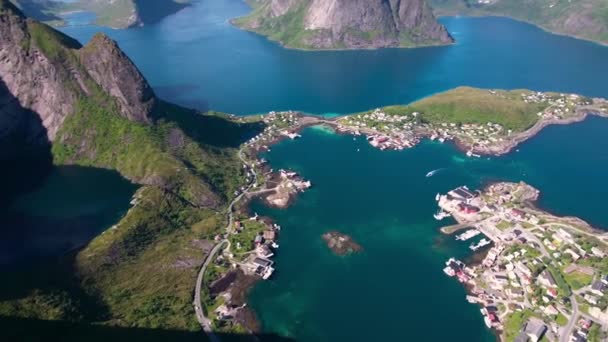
[[18, 0, 608, 338], [248, 116, 608, 341]]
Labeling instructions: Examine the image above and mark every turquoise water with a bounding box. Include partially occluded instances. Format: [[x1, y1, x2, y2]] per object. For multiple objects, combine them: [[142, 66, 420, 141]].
[[43, 0, 608, 339], [248, 117, 608, 341], [60, 0, 608, 115]]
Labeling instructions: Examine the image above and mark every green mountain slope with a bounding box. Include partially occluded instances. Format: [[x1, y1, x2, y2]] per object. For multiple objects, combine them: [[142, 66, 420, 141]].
[[0, 0, 264, 337], [234, 0, 454, 50], [431, 0, 608, 45]]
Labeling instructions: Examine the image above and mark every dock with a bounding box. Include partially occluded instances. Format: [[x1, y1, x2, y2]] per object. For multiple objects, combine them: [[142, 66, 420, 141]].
[[441, 222, 472, 234]]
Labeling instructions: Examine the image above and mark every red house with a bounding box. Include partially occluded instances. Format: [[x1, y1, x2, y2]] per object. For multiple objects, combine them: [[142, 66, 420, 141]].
[[458, 203, 480, 214]]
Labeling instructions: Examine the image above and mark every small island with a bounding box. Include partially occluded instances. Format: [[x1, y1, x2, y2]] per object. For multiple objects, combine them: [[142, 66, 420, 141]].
[[322, 231, 362, 255]]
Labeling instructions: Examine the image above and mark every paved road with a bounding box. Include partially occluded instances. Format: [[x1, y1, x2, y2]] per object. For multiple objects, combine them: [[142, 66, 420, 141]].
[[560, 295, 579, 342], [194, 240, 226, 342], [193, 148, 259, 341]]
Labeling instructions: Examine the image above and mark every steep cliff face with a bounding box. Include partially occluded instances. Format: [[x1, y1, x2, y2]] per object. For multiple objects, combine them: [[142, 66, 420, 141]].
[[0, 0, 155, 141], [79, 34, 155, 123], [0, 0, 245, 208], [235, 0, 453, 49]]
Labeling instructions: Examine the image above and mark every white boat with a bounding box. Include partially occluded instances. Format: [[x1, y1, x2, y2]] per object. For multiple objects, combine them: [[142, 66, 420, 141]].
[[435, 193, 440, 201], [426, 169, 439, 177], [434, 210, 450, 220], [262, 266, 275, 280], [455, 229, 480, 241], [271, 242, 279, 249], [470, 238, 491, 251]]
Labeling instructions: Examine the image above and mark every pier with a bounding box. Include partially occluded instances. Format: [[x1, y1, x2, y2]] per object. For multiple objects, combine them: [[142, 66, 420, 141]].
[[440, 222, 472, 234]]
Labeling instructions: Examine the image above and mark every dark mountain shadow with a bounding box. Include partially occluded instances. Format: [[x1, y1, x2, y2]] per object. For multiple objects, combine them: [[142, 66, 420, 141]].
[[157, 100, 265, 148], [0, 78, 52, 207], [0, 315, 297, 342], [0, 251, 111, 322], [133, 0, 188, 25]]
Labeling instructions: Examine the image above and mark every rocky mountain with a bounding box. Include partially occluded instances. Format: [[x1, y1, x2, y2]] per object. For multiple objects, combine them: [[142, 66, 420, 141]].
[[0, 0, 258, 206], [234, 0, 454, 49], [430, 0, 608, 45], [0, 1, 154, 142], [0, 0, 264, 334]]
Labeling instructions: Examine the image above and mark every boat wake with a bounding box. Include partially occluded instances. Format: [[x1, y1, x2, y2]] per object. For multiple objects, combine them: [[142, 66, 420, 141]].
[[426, 168, 444, 178]]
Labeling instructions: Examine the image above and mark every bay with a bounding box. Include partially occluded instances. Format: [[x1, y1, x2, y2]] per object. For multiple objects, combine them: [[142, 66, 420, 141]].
[[60, 0, 608, 115]]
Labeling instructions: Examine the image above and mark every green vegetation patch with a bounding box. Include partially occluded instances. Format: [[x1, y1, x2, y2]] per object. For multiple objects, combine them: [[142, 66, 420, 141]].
[[385, 87, 547, 131], [563, 270, 593, 290]]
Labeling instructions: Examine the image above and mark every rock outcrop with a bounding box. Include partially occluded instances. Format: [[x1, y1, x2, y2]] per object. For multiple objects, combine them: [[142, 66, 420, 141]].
[[79, 34, 155, 123], [0, 0, 155, 142], [235, 0, 453, 49]]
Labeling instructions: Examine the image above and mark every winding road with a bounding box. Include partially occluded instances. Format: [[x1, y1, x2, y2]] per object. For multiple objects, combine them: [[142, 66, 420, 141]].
[[560, 295, 578, 342], [193, 148, 258, 341]]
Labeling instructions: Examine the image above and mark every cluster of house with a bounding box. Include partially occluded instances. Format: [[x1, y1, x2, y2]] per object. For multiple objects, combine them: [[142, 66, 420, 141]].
[[365, 134, 419, 151], [521, 92, 592, 121], [236, 217, 281, 280], [244, 111, 301, 152], [438, 185, 484, 220], [570, 318, 597, 342], [438, 182, 608, 340]]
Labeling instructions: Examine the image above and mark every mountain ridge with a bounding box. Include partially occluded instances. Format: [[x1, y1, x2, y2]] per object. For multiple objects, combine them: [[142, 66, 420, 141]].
[[234, 0, 454, 50]]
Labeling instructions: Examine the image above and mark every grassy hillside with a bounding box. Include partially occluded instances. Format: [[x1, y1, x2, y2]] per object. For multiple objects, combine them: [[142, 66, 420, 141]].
[[369, 87, 550, 131], [0, 6, 265, 339], [233, 0, 318, 49], [431, 0, 608, 45]]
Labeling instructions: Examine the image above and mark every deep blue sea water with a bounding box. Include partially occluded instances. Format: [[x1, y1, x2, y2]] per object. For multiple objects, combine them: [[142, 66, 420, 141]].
[[60, 0, 608, 115], [21, 0, 608, 340]]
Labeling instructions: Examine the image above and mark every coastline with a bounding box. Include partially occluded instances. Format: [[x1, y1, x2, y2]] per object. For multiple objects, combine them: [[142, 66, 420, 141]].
[[200, 92, 608, 339], [436, 182, 608, 341], [436, 14, 608, 48]]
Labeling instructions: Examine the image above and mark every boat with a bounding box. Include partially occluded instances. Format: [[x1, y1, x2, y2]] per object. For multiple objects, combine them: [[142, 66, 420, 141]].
[[455, 229, 480, 241], [271, 242, 279, 249], [435, 193, 440, 201], [433, 209, 450, 220], [426, 168, 441, 177], [470, 238, 491, 251], [262, 266, 275, 280]]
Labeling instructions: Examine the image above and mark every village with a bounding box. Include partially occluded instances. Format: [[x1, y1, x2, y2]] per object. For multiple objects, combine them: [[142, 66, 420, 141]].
[[437, 182, 608, 342], [334, 90, 598, 156], [197, 111, 316, 333]]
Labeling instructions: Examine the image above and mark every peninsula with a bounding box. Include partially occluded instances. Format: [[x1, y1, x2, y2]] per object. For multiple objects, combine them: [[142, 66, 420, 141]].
[[233, 0, 454, 50], [9, 0, 190, 28], [430, 0, 608, 46], [436, 182, 608, 341], [334, 87, 608, 156]]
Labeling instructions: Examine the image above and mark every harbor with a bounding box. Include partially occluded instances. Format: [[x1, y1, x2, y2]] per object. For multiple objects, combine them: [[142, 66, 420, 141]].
[[437, 182, 608, 341]]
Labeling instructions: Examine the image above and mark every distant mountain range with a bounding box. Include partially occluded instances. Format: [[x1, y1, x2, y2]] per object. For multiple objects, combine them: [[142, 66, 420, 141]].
[[10, 0, 190, 28], [431, 0, 608, 45], [233, 0, 454, 49]]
